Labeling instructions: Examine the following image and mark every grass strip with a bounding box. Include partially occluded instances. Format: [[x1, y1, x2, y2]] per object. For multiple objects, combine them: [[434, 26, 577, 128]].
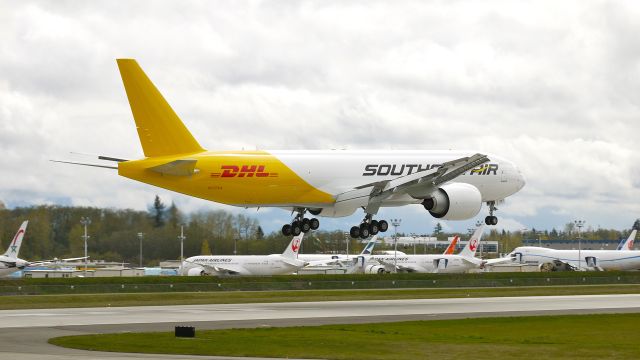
[[3, 284, 640, 310], [50, 313, 640, 359]]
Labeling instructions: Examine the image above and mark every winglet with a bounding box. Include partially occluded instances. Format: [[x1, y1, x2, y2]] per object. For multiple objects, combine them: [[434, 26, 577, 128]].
[[459, 225, 484, 258], [281, 233, 304, 259], [4, 221, 28, 259], [116, 59, 205, 157]]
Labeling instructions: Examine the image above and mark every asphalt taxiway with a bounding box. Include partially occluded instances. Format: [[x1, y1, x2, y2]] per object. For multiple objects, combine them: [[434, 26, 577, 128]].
[[2, 294, 640, 359]]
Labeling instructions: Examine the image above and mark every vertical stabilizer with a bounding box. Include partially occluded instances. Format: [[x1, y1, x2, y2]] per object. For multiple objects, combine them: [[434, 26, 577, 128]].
[[116, 59, 205, 157], [459, 225, 484, 258], [4, 221, 28, 259], [443, 235, 460, 255], [359, 235, 378, 255], [620, 230, 637, 251], [282, 233, 304, 259]]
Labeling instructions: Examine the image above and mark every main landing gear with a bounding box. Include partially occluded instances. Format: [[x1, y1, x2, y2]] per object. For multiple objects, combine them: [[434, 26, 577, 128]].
[[485, 201, 498, 225], [349, 214, 389, 239], [281, 209, 320, 236]]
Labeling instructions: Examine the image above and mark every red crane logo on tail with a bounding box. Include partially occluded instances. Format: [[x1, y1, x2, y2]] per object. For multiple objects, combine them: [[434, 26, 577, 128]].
[[291, 238, 301, 252], [469, 238, 478, 252]]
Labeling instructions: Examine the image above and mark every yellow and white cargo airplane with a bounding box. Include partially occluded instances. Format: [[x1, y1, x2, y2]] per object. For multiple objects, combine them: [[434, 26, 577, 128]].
[[56, 59, 525, 238]]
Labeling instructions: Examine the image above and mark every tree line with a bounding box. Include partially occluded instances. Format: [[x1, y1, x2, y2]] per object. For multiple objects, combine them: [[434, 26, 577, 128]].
[[0, 197, 637, 265]]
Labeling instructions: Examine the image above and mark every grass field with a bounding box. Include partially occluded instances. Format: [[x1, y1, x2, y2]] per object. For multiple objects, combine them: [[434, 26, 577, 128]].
[[3, 284, 640, 309], [50, 313, 640, 359]]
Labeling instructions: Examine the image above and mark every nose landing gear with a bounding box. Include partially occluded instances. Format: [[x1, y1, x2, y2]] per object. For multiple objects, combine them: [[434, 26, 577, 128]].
[[485, 201, 498, 225]]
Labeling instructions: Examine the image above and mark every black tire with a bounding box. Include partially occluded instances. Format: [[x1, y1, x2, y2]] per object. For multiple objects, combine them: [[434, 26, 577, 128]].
[[350, 226, 360, 238], [309, 218, 320, 230], [291, 221, 302, 236], [301, 218, 311, 233], [485, 216, 491, 225], [282, 224, 292, 236], [491, 216, 498, 225], [359, 224, 370, 238], [369, 222, 379, 235], [378, 220, 389, 232]]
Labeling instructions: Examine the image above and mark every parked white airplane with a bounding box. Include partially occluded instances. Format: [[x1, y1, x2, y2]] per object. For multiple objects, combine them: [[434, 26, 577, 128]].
[[300, 236, 379, 267], [0, 221, 29, 277], [509, 243, 640, 271], [0, 221, 85, 277], [618, 230, 637, 251], [361, 225, 489, 273], [180, 234, 306, 276]]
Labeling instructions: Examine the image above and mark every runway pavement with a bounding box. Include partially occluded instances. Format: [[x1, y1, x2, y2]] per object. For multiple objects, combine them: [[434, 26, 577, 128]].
[[2, 294, 640, 359]]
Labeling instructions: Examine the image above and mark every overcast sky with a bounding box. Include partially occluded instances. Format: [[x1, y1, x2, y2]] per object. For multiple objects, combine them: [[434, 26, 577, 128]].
[[1, 0, 639, 236]]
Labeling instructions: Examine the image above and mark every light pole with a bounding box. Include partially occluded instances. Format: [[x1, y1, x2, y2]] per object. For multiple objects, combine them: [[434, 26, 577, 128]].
[[80, 217, 91, 276], [137, 232, 144, 268], [574, 220, 585, 269], [178, 225, 186, 262], [391, 219, 402, 273]]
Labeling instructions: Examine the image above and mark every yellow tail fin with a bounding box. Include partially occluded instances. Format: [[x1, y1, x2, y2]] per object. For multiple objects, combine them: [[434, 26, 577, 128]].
[[117, 59, 205, 157]]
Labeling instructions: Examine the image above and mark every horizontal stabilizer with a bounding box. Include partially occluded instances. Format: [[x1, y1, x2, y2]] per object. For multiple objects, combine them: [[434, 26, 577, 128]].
[[50, 160, 117, 170], [148, 159, 198, 176]]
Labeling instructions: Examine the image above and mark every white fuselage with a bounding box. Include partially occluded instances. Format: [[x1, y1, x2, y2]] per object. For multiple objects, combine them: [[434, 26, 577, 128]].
[[510, 247, 640, 271], [0, 255, 28, 277], [180, 254, 304, 276], [365, 254, 481, 274], [270, 150, 524, 211]]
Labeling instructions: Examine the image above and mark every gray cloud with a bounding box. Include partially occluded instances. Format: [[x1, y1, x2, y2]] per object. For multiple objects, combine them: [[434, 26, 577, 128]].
[[1, 0, 639, 234]]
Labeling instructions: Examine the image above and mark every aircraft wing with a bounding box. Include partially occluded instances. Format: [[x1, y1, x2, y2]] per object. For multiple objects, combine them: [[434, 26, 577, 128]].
[[336, 153, 489, 214], [482, 257, 514, 267], [184, 260, 242, 275], [28, 256, 89, 267]]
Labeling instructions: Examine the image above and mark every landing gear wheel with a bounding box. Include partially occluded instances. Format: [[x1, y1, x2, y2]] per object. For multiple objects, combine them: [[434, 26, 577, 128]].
[[350, 226, 361, 238], [309, 218, 320, 230], [359, 224, 370, 239], [301, 218, 311, 233], [282, 224, 292, 236], [378, 220, 389, 232], [369, 220, 379, 235], [291, 221, 302, 236], [485, 216, 498, 225]]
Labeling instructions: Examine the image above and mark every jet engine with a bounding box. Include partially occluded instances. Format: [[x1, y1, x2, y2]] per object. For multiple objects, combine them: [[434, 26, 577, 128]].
[[186, 267, 205, 276], [364, 265, 388, 274], [421, 183, 482, 220]]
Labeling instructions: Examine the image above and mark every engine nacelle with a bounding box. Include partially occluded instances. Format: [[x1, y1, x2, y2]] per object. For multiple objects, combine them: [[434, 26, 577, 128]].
[[422, 183, 482, 220], [365, 265, 388, 274], [187, 267, 205, 276]]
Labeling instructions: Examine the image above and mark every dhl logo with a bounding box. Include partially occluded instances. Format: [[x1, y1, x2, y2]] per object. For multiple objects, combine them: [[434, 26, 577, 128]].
[[211, 165, 278, 178]]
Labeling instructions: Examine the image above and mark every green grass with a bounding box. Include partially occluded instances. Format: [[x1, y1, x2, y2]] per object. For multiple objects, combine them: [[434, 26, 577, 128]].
[[3, 284, 640, 310], [50, 313, 640, 359]]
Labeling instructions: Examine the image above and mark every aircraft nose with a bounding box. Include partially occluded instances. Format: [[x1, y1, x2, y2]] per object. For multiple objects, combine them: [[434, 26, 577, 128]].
[[514, 166, 526, 191]]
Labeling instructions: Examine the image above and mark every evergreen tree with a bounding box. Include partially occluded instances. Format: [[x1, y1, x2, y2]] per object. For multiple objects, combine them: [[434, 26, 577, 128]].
[[433, 223, 443, 236], [150, 195, 166, 228], [200, 239, 212, 255], [634, 219, 640, 231], [256, 226, 265, 240]]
